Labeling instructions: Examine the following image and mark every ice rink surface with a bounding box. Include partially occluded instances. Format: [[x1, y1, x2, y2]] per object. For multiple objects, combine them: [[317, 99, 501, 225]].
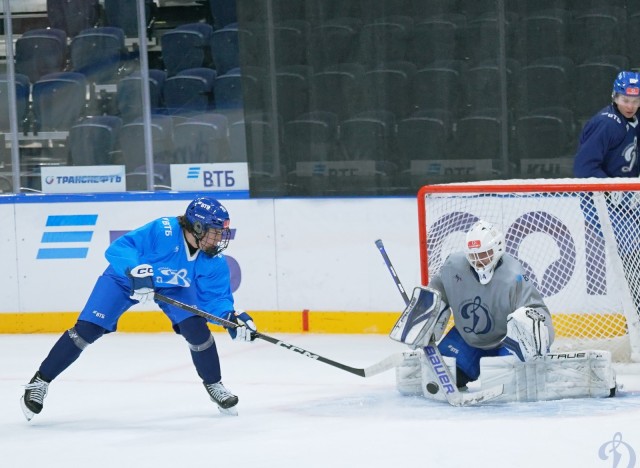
[[2, 333, 640, 468]]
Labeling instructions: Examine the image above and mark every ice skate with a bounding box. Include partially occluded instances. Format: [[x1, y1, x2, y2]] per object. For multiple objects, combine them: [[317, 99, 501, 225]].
[[20, 371, 50, 421], [204, 381, 239, 416]]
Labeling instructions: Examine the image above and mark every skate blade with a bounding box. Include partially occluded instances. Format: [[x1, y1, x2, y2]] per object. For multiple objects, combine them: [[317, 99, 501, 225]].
[[20, 396, 35, 421], [218, 405, 238, 416]]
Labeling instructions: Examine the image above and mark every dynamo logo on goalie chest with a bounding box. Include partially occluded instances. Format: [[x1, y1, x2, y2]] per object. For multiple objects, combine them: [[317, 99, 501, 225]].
[[37, 214, 98, 260]]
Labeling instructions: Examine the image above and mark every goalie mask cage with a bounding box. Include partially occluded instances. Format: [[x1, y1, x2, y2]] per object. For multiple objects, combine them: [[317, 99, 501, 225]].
[[418, 180, 640, 363]]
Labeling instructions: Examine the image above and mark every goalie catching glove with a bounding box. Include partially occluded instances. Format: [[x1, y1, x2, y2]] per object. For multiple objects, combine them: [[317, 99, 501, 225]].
[[127, 264, 155, 304], [224, 310, 257, 342], [503, 306, 550, 361]]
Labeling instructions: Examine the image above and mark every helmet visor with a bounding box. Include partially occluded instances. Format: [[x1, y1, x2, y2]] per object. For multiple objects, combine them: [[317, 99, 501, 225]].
[[467, 249, 495, 269], [198, 227, 231, 256]]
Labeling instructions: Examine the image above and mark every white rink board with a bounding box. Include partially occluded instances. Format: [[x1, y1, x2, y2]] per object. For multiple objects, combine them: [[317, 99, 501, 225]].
[[0, 203, 19, 311], [1, 196, 420, 314]]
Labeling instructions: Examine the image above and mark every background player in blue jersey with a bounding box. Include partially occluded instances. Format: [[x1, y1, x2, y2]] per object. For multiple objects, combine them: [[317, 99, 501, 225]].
[[574, 71, 640, 178], [21, 197, 256, 420]]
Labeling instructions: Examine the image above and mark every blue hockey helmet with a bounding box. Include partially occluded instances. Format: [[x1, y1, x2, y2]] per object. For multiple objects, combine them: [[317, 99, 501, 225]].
[[184, 197, 231, 255], [612, 71, 640, 99]]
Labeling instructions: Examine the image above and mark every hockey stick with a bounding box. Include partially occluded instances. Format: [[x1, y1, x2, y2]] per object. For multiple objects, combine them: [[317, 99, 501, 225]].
[[374, 239, 504, 406], [154, 293, 403, 378], [375, 239, 410, 305]]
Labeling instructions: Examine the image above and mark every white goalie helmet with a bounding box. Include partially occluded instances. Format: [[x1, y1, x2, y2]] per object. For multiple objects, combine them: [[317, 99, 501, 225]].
[[465, 220, 505, 285]]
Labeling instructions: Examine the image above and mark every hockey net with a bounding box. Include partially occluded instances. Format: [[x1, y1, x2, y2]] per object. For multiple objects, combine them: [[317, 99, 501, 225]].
[[418, 179, 640, 363]]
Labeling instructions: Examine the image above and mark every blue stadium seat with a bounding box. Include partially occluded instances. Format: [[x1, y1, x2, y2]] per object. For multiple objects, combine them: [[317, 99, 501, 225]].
[[411, 61, 464, 116], [454, 109, 501, 161], [627, 12, 640, 66], [459, 12, 518, 64], [522, 0, 568, 15], [119, 115, 174, 188], [362, 64, 416, 118], [408, 15, 462, 68], [173, 113, 230, 163], [47, 0, 99, 37], [357, 16, 413, 66], [411, 0, 458, 17], [15, 28, 67, 84], [570, 8, 626, 63], [275, 65, 311, 123], [358, 0, 413, 21], [214, 67, 264, 111], [575, 57, 627, 120], [518, 56, 574, 113], [70, 27, 126, 84], [0, 73, 31, 132], [310, 63, 365, 119], [32, 72, 87, 131], [339, 110, 396, 163], [163, 67, 217, 115], [104, 0, 155, 37], [466, 59, 520, 114], [117, 69, 167, 122], [161, 23, 214, 77], [210, 24, 246, 75], [283, 111, 339, 168], [516, 108, 575, 177], [397, 109, 454, 163], [307, 18, 360, 70], [69, 115, 123, 165], [522, 10, 571, 63], [272, 20, 310, 66], [209, 0, 237, 29]]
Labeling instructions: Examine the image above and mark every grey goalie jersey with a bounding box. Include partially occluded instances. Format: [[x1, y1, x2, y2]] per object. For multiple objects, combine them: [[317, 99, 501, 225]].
[[428, 252, 554, 350]]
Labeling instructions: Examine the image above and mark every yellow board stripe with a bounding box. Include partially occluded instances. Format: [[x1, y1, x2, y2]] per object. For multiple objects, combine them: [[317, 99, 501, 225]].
[[0, 311, 628, 338], [0, 311, 399, 334]]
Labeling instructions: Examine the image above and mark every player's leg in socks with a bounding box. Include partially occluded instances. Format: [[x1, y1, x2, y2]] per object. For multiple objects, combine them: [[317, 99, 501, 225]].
[[438, 327, 482, 389], [39, 320, 106, 380], [21, 320, 106, 420], [175, 315, 238, 412]]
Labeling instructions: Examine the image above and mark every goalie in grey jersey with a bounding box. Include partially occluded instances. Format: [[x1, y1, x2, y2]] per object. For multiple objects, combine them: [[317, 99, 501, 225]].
[[430, 220, 554, 388], [393, 220, 616, 403]]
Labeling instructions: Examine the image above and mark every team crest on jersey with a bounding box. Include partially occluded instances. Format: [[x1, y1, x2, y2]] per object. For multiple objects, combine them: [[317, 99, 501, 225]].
[[460, 296, 492, 335], [156, 267, 191, 287]]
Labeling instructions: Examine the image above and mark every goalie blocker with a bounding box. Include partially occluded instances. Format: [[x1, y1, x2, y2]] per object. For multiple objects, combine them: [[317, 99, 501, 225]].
[[392, 288, 617, 402]]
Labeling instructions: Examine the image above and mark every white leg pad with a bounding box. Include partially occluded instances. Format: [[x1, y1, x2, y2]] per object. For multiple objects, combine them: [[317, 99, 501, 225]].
[[395, 351, 423, 396], [395, 350, 458, 400], [479, 350, 617, 403]]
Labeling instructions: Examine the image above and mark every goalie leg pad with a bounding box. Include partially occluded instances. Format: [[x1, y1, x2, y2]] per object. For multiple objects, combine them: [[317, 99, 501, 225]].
[[395, 351, 423, 396], [479, 350, 617, 403]]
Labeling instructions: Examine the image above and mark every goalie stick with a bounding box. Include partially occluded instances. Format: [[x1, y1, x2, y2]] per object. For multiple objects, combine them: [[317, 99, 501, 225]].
[[374, 239, 504, 406], [155, 293, 403, 378]]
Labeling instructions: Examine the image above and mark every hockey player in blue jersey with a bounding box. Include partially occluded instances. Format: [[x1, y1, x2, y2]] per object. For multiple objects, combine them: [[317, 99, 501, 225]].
[[573, 70, 640, 177], [20, 197, 256, 420]]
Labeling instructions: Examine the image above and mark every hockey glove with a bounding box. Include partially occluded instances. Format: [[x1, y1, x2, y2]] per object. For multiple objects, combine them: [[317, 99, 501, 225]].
[[127, 264, 155, 304], [504, 307, 550, 361], [225, 310, 257, 342]]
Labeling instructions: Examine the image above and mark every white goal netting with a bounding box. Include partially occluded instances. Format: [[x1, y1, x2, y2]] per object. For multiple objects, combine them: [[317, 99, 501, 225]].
[[418, 180, 640, 363]]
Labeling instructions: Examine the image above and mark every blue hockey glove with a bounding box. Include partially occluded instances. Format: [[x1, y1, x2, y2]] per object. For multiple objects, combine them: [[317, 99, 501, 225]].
[[225, 310, 257, 342], [127, 264, 155, 304]]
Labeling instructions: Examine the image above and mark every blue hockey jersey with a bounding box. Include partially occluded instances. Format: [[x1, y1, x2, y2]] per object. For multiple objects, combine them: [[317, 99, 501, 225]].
[[104, 216, 234, 318], [573, 104, 639, 178]]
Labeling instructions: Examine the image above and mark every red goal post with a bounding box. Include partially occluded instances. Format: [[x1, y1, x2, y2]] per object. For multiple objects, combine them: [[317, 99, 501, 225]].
[[417, 179, 640, 363]]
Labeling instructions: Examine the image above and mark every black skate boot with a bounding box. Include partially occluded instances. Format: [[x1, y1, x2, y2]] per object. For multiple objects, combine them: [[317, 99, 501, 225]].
[[203, 381, 239, 415], [20, 371, 50, 421]]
